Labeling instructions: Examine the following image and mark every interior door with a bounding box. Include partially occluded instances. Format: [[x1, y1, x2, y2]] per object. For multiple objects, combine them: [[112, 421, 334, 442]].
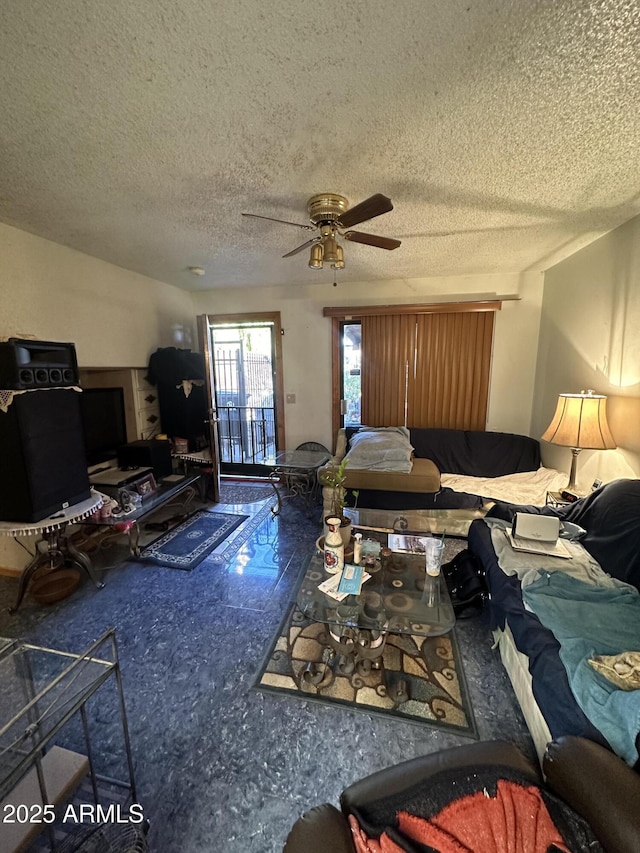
[[197, 314, 221, 502]]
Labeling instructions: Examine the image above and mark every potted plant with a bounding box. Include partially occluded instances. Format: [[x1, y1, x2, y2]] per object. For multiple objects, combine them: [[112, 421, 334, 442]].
[[320, 457, 358, 547]]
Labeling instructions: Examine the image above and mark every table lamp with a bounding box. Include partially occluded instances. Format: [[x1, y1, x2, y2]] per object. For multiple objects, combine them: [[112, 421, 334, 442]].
[[541, 390, 616, 490]]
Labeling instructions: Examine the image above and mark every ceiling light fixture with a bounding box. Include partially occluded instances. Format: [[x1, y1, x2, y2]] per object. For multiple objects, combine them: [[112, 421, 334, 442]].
[[323, 238, 339, 264], [308, 244, 324, 269], [308, 226, 346, 271], [188, 266, 206, 276]]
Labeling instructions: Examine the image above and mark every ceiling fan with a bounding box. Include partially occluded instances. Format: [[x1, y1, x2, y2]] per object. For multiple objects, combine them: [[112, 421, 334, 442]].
[[242, 193, 401, 270]]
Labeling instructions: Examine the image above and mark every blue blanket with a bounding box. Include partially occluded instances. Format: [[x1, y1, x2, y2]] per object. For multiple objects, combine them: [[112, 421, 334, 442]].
[[523, 571, 640, 765]]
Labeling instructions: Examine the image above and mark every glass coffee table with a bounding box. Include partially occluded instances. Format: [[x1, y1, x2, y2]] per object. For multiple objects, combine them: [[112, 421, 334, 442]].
[[344, 505, 488, 539], [294, 527, 456, 702], [297, 549, 454, 639]]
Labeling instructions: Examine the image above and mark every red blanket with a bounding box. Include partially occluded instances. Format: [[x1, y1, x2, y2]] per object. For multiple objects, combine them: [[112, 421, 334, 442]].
[[349, 779, 571, 853]]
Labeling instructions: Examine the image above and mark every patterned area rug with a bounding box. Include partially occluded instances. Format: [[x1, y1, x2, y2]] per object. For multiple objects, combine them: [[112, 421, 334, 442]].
[[255, 602, 477, 737], [140, 510, 248, 570], [218, 482, 274, 504]]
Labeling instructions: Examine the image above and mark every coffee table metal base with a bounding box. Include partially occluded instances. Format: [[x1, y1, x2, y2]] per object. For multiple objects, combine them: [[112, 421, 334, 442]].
[[300, 622, 411, 705]]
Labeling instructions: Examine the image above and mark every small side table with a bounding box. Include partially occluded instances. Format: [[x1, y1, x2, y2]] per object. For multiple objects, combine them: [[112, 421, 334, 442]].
[[0, 493, 105, 613], [266, 449, 330, 516]]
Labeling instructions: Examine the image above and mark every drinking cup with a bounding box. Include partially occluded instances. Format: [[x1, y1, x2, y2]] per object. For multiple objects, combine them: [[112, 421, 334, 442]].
[[425, 538, 444, 576]]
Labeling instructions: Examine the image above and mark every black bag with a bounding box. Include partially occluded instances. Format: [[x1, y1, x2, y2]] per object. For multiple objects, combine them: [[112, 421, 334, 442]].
[[441, 548, 488, 619]]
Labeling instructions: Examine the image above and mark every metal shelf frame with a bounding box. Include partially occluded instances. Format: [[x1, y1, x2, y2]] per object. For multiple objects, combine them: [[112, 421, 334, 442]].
[[0, 629, 139, 852]]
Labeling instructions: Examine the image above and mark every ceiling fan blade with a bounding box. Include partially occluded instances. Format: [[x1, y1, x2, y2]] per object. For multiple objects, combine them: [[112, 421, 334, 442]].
[[282, 237, 320, 258], [344, 231, 401, 250], [242, 212, 315, 231], [338, 194, 394, 228]]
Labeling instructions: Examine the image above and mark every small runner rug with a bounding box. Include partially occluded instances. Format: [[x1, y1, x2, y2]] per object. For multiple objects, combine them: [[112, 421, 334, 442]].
[[254, 604, 477, 737], [140, 510, 248, 571], [218, 482, 274, 504]]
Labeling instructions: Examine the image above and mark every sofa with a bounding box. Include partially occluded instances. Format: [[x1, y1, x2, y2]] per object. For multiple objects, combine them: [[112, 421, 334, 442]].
[[320, 426, 559, 511], [468, 478, 640, 769], [284, 736, 640, 852]]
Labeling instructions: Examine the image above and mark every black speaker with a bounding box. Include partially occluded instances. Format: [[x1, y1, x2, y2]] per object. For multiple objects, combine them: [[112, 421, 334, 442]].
[[0, 389, 91, 522], [0, 338, 79, 390], [117, 439, 173, 479]]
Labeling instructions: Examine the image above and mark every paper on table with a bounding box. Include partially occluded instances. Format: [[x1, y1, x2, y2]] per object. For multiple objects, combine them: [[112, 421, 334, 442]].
[[338, 564, 365, 595], [318, 569, 371, 601], [388, 534, 430, 554]]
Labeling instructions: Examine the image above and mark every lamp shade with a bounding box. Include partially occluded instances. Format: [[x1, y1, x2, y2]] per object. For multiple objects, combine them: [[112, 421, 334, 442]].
[[541, 390, 616, 450]]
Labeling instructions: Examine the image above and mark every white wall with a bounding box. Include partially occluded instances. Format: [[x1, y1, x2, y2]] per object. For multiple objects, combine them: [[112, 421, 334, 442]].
[[532, 214, 640, 489], [0, 222, 195, 572], [192, 271, 545, 450], [0, 222, 195, 366]]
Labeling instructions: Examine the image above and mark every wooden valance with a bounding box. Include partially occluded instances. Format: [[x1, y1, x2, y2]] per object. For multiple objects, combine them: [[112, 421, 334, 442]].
[[323, 300, 502, 319]]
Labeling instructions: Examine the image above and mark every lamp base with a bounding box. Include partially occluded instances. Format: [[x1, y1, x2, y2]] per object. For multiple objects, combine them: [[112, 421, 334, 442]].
[[567, 447, 581, 491]]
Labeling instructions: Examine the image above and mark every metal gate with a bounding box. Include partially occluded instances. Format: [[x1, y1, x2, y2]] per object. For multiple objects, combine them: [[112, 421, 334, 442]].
[[214, 343, 276, 465]]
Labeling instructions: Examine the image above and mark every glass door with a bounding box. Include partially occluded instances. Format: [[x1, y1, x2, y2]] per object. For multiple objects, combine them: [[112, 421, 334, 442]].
[[201, 313, 285, 476]]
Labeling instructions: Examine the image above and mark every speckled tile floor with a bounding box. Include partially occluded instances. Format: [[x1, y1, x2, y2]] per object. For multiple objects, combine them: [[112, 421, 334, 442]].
[[0, 494, 535, 853]]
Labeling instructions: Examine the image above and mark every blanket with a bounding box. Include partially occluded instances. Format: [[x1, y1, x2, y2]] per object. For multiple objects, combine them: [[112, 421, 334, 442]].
[[440, 467, 567, 506], [522, 571, 640, 765], [349, 781, 571, 853], [348, 764, 600, 853], [486, 520, 623, 589]]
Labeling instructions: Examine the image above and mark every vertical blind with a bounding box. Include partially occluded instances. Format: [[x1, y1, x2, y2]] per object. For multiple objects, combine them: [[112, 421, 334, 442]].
[[361, 310, 494, 430]]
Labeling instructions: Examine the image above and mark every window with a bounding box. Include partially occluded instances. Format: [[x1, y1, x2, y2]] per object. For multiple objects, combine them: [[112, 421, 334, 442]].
[[342, 322, 361, 427], [326, 301, 500, 436]]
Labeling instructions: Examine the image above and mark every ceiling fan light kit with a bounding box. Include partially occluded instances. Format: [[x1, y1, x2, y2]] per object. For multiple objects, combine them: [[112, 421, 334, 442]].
[[242, 192, 401, 273], [309, 244, 324, 269]]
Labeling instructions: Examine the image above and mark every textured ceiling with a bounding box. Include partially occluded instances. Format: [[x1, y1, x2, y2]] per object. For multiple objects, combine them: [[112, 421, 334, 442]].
[[1, 0, 640, 291]]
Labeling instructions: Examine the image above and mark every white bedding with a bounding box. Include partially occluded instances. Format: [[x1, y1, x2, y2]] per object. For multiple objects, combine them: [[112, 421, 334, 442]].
[[440, 466, 568, 506], [344, 426, 414, 473]]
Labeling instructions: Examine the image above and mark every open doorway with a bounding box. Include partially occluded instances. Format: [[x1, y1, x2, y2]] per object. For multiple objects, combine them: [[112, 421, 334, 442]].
[[202, 312, 285, 476]]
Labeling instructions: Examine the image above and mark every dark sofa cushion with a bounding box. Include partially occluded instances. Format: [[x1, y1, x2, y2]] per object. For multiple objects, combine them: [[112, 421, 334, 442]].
[[557, 479, 640, 589], [345, 486, 483, 511], [345, 426, 541, 477], [408, 428, 541, 477]]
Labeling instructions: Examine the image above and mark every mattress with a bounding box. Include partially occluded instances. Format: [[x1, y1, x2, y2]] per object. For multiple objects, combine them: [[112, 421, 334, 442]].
[[492, 623, 551, 767]]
